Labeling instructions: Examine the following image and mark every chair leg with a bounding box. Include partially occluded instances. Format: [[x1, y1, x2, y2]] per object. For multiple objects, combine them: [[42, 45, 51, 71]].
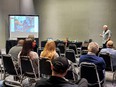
[[112, 71, 116, 85], [0, 65, 3, 80]]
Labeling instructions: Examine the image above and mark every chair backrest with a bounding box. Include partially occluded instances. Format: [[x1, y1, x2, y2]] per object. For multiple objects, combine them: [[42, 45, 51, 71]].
[[69, 44, 77, 54], [99, 52, 113, 71], [81, 46, 88, 50], [65, 49, 76, 63], [20, 56, 38, 78], [39, 58, 52, 76], [65, 65, 78, 83], [80, 62, 103, 87], [56, 48, 61, 56], [2, 54, 18, 75], [41, 40, 47, 48], [76, 42, 83, 48], [2, 54, 22, 87], [57, 43, 65, 54], [81, 50, 88, 55]]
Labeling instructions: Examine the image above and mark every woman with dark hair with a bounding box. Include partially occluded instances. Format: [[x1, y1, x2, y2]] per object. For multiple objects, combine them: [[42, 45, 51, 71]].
[[18, 38, 39, 74]]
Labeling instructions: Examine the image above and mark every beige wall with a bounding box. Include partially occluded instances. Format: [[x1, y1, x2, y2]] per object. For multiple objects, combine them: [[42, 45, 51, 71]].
[[0, 0, 35, 49], [0, 1, 5, 49], [34, 0, 116, 46], [0, 0, 116, 49], [0, 0, 20, 49]]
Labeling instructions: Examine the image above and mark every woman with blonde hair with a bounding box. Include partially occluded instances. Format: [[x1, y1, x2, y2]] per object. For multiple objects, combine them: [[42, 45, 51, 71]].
[[40, 40, 59, 60]]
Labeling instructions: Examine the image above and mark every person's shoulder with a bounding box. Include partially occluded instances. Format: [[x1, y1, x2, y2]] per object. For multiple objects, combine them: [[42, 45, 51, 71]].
[[30, 51, 38, 55], [97, 56, 105, 63], [60, 83, 78, 87], [80, 54, 87, 58], [35, 78, 50, 87], [100, 48, 108, 53], [35, 78, 78, 87], [29, 51, 39, 58]]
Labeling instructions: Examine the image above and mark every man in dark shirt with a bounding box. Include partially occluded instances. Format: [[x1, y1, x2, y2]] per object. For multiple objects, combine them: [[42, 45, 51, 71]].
[[35, 57, 88, 87]]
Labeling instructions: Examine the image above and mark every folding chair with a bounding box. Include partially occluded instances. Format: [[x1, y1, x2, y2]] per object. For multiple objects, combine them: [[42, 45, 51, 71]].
[[56, 48, 61, 56], [76, 42, 82, 54], [65, 49, 77, 63], [69, 44, 78, 55], [37, 48, 43, 57], [65, 64, 78, 83], [39, 58, 52, 78], [99, 52, 116, 85], [41, 40, 47, 48], [80, 62, 104, 87], [2, 54, 22, 87], [20, 56, 39, 84], [57, 43, 65, 56], [99, 52, 113, 71]]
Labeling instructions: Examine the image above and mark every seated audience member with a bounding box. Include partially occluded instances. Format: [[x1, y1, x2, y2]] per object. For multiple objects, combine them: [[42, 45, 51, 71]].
[[18, 38, 39, 74], [28, 35, 35, 40], [33, 40, 38, 52], [79, 42, 106, 75], [100, 40, 116, 70], [35, 57, 88, 87], [8, 39, 24, 63], [27, 34, 38, 52], [40, 40, 59, 60]]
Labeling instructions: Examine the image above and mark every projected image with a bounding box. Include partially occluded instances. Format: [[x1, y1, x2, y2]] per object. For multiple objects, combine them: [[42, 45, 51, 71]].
[[10, 16, 38, 32]]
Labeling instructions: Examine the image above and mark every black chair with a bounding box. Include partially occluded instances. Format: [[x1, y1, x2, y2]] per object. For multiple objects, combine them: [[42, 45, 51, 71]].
[[76, 42, 82, 54], [65, 49, 77, 63], [56, 48, 61, 56], [37, 48, 43, 57], [76, 42, 83, 48], [41, 40, 47, 48], [39, 58, 52, 78], [80, 62, 104, 87], [2, 54, 22, 87], [99, 52, 113, 71], [81, 50, 88, 55], [65, 65, 78, 83], [20, 56, 39, 82], [57, 43, 65, 56], [81, 46, 88, 50], [69, 44, 78, 55], [99, 52, 116, 85], [81, 46, 88, 55]]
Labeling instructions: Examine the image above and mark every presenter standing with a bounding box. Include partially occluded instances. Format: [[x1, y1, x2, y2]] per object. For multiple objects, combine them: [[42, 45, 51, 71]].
[[100, 25, 112, 48]]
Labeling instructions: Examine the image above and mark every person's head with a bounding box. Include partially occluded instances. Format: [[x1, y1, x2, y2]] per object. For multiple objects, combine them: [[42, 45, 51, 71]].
[[28, 35, 35, 41], [51, 57, 70, 77], [103, 25, 108, 31], [88, 42, 99, 54], [41, 40, 56, 59], [32, 40, 37, 48], [17, 39, 24, 46], [106, 40, 113, 48], [20, 38, 33, 56], [44, 40, 56, 52]]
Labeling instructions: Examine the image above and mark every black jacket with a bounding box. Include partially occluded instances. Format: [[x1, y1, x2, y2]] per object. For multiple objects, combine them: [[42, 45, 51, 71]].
[[35, 76, 78, 87]]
